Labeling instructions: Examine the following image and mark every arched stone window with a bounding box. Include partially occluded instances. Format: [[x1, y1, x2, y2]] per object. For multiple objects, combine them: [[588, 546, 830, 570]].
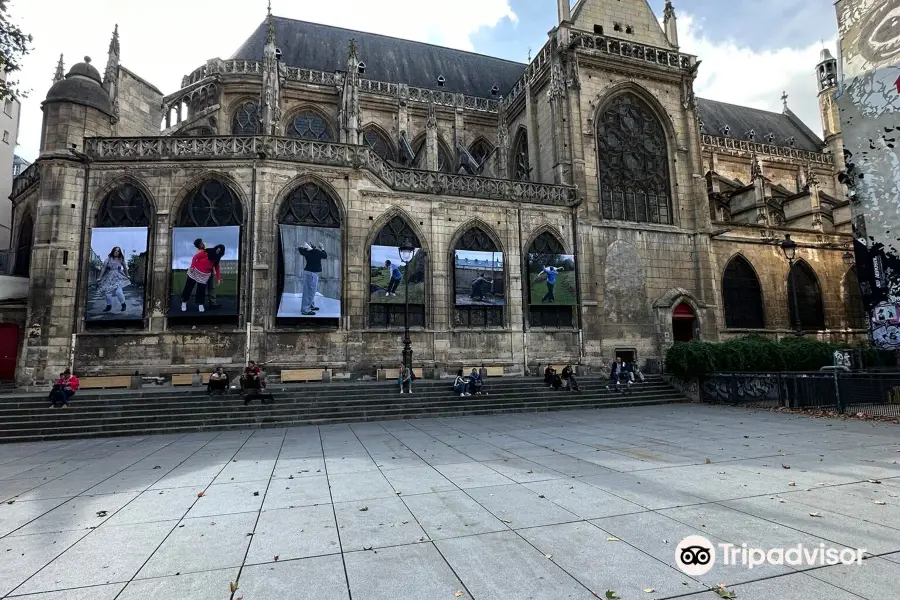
[[469, 138, 493, 169], [96, 184, 153, 227], [369, 215, 426, 328], [722, 255, 765, 329], [453, 225, 504, 327], [596, 93, 672, 224], [412, 137, 452, 172], [513, 129, 530, 181], [362, 126, 395, 162], [13, 213, 33, 277], [178, 180, 244, 227], [276, 181, 342, 323], [788, 261, 825, 330], [232, 101, 259, 136], [843, 267, 867, 329], [527, 231, 574, 328], [287, 110, 332, 141]]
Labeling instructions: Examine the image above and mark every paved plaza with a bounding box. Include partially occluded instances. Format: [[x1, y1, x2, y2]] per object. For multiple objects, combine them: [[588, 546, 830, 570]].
[[0, 404, 898, 600]]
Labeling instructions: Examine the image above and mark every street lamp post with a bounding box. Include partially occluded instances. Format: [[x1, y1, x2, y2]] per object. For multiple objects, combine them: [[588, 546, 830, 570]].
[[780, 234, 802, 335], [399, 239, 415, 374], [842, 249, 855, 268]]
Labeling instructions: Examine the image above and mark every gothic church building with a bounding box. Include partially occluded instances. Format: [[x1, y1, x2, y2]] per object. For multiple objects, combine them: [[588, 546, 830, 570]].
[[5, 0, 864, 383]]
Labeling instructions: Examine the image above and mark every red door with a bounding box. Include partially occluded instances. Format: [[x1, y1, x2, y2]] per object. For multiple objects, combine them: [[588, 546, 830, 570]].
[[0, 324, 19, 381]]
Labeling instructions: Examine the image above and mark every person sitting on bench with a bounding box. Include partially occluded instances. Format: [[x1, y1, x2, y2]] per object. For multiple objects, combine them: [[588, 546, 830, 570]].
[[207, 367, 229, 395]]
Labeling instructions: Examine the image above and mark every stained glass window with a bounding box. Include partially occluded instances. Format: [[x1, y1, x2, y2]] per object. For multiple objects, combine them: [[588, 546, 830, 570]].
[[413, 138, 452, 172], [597, 93, 672, 224], [513, 130, 530, 181], [788, 261, 825, 330], [232, 102, 259, 136], [278, 182, 341, 227], [14, 213, 32, 277], [97, 184, 152, 227], [288, 111, 332, 141], [722, 255, 765, 329], [178, 180, 244, 227], [363, 127, 395, 162]]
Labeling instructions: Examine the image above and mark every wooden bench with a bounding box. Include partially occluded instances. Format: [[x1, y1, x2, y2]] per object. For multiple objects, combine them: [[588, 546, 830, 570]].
[[79, 376, 132, 390], [171, 373, 212, 386], [280, 369, 329, 383], [464, 366, 505, 377], [379, 368, 424, 380]]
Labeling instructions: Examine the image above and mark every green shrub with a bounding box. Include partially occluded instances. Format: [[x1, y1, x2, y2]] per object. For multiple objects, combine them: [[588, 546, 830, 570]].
[[665, 336, 846, 380]]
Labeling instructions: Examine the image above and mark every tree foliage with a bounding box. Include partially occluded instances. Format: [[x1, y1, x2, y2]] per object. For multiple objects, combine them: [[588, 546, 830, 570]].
[[0, 0, 33, 102]]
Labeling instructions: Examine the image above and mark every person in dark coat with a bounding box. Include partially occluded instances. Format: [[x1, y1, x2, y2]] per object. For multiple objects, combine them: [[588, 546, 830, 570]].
[[608, 357, 633, 394]]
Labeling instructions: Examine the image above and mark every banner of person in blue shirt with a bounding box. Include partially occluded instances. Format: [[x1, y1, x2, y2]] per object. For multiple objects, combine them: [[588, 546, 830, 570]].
[[369, 245, 426, 305], [527, 253, 577, 306]]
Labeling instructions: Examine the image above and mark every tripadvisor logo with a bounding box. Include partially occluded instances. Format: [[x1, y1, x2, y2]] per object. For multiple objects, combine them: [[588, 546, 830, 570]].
[[676, 536, 715, 576], [675, 536, 866, 575]]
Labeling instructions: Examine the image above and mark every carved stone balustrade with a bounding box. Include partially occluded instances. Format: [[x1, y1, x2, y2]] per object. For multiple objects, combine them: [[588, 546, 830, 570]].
[[701, 134, 834, 165], [82, 136, 577, 206]]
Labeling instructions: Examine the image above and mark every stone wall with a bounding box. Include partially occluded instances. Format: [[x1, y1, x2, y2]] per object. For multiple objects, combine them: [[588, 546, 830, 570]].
[[114, 67, 164, 137]]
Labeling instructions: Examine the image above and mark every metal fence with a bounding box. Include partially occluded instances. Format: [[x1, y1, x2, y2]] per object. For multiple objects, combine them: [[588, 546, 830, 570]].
[[701, 372, 900, 417]]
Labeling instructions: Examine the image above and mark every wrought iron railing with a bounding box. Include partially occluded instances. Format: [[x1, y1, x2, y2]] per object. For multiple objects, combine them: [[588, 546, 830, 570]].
[[11, 162, 39, 198], [701, 135, 833, 165], [82, 135, 577, 206]]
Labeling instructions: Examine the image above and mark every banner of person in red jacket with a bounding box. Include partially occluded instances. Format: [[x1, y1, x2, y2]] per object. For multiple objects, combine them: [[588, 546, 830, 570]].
[[169, 226, 240, 316]]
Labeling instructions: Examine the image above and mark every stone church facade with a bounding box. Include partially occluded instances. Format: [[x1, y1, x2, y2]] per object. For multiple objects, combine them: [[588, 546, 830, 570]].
[[5, 0, 865, 383]]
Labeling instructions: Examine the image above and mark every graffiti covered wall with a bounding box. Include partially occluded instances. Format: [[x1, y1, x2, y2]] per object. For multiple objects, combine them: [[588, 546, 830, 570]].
[[835, 0, 900, 349]]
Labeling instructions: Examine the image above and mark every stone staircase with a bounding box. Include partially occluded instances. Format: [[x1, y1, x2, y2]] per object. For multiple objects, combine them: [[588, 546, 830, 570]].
[[0, 375, 688, 443]]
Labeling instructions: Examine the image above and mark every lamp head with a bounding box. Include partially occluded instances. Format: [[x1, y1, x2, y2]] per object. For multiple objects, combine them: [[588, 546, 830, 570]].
[[780, 234, 797, 262], [398, 239, 415, 263]]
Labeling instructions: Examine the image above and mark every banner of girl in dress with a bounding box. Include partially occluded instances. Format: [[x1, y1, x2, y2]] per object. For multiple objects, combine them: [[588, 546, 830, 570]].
[[169, 226, 240, 317], [86, 227, 149, 321]]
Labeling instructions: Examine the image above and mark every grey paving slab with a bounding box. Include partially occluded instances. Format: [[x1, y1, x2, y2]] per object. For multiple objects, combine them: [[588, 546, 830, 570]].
[[10, 474, 106, 502], [0, 498, 66, 537], [238, 554, 350, 600], [436, 530, 596, 600], [634, 463, 800, 501], [262, 475, 332, 510], [0, 478, 54, 502], [333, 496, 427, 551], [212, 459, 276, 483], [454, 443, 521, 461], [523, 479, 646, 519], [780, 481, 900, 527], [272, 456, 325, 478], [5, 583, 125, 600], [13, 520, 177, 595], [80, 469, 166, 495], [402, 490, 508, 540], [246, 504, 340, 563], [715, 572, 865, 600], [185, 481, 265, 518], [524, 453, 617, 478], [580, 471, 708, 510], [0, 529, 90, 596], [117, 567, 239, 600], [519, 521, 708, 599], [103, 487, 198, 526], [11, 492, 139, 537], [433, 462, 515, 489], [482, 457, 566, 483], [135, 512, 257, 578], [466, 484, 580, 529], [344, 542, 465, 600], [148, 465, 222, 491], [324, 454, 381, 474], [327, 470, 396, 503], [380, 466, 456, 495], [804, 556, 897, 598]]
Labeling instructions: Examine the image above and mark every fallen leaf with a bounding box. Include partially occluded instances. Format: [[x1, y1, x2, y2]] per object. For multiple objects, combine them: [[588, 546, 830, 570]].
[[606, 537, 619, 542], [788, 481, 796, 486], [153, 465, 161, 469], [274, 555, 279, 561], [229, 582, 239, 593], [782, 464, 790, 469], [643, 588, 655, 593], [501, 519, 512, 524], [545, 553, 553, 559], [809, 512, 823, 518], [873, 500, 886, 505], [868, 479, 882, 484], [714, 585, 736, 599], [96, 510, 108, 517], [359, 506, 369, 512], [606, 591, 621, 600], [705, 458, 711, 464], [253, 492, 260, 497], [6, 500, 14, 505], [197, 491, 205, 498], [454, 592, 464, 598]]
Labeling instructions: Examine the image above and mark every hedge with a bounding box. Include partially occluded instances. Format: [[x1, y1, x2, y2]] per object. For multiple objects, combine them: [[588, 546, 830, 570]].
[[664, 336, 874, 380]]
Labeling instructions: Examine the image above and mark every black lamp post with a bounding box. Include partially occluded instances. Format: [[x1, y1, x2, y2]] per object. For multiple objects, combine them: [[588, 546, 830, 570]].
[[842, 249, 855, 268], [399, 239, 415, 373], [780, 234, 802, 335]]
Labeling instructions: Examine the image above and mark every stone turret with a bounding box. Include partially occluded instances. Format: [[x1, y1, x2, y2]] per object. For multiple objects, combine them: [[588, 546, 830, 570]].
[[41, 56, 114, 155], [103, 25, 120, 118], [259, 5, 282, 135], [339, 39, 361, 144], [816, 47, 844, 178], [663, 0, 679, 47]]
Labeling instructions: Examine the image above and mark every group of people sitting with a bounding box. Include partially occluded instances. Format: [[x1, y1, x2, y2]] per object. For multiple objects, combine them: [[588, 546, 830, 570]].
[[543, 365, 580, 391], [453, 368, 485, 396], [607, 356, 644, 394], [48, 369, 80, 408], [206, 361, 273, 404]]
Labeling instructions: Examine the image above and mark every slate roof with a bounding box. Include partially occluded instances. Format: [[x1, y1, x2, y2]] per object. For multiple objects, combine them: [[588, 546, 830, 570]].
[[696, 98, 824, 152], [232, 16, 526, 98]]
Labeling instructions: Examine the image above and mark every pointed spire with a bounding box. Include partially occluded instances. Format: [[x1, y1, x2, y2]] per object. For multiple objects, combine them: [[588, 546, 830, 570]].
[[53, 53, 65, 84], [663, 1, 679, 47], [109, 24, 120, 57], [348, 38, 358, 61], [266, 1, 275, 45], [664, 0, 676, 18]]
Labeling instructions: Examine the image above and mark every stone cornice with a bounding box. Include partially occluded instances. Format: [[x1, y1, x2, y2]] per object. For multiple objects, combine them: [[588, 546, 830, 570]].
[[10, 163, 39, 200], [701, 134, 833, 166], [82, 135, 577, 206]]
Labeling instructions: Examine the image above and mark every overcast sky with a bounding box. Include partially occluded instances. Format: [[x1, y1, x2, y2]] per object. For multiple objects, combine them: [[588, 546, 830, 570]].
[[10, 0, 837, 162]]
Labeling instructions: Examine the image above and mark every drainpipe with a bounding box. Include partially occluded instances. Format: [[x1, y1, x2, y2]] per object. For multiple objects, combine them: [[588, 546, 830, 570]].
[[518, 208, 527, 375], [245, 160, 258, 366], [569, 196, 584, 362], [69, 149, 92, 371]]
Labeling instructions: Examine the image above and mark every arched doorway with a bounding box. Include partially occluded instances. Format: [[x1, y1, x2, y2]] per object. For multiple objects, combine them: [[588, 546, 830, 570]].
[[672, 302, 696, 342]]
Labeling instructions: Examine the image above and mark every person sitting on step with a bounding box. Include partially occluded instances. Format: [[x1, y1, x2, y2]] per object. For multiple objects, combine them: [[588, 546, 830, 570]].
[[49, 369, 79, 408], [241, 361, 273, 405], [207, 367, 229, 395], [453, 369, 470, 396], [398, 363, 414, 394], [544, 365, 557, 387], [561, 365, 580, 392], [607, 357, 633, 395], [467, 367, 483, 395]]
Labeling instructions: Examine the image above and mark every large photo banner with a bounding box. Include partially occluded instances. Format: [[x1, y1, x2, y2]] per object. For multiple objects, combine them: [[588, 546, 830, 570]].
[[278, 224, 341, 318], [454, 250, 505, 306], [370, 245, 425, 305], [86, 227, 149, 321], [527, 253, 576, 306], [169, 226, 240, 316]]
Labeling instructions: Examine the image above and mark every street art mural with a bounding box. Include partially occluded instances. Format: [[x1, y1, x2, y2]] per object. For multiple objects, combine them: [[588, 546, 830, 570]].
[[836, 0, 900, 349]]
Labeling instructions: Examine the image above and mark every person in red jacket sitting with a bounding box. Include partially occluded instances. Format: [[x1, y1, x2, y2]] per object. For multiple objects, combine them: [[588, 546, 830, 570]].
[[49, 369, 79, 408], [180, 238, 221, 313]]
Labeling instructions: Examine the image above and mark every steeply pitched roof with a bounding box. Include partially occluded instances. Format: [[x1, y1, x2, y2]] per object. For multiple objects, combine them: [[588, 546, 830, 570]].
[[697, 98, 824, 152], [232, 16, 526, 98]]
